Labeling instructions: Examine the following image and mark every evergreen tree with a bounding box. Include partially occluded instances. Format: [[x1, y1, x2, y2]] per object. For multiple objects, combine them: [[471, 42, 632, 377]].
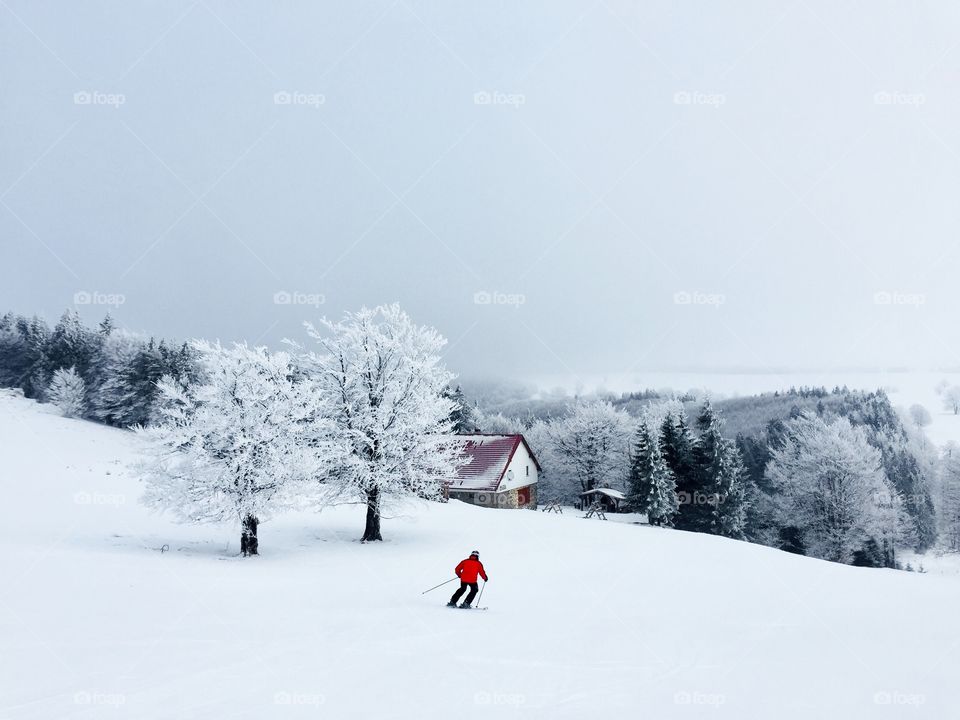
[[445, 384, 475, 433], [98, 313, 115, 337], [21, 315, 51, 399], [47, 366, 86, 418], [89, 330, 143, 426], [660, 410, 698, 530], [45, 309, 95, 379], [627, 420, 678, 526], [690, 400, 749, 538], [0, 315, 26, 388]]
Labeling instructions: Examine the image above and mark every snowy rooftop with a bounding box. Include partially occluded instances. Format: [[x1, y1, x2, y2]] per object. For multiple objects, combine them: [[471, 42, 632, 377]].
[[580, 488, 627, 501], [445, 434, 536, 492]]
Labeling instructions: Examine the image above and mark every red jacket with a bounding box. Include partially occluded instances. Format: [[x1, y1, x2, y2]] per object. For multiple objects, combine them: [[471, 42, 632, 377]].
[[455, 557, 487, 583]]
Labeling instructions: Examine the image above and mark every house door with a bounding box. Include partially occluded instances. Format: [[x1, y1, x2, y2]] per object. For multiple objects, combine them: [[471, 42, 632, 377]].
[[516, 486, 530, 506]]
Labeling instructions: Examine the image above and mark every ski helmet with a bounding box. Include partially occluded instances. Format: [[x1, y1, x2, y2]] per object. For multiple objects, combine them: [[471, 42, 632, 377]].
[[470, 549, 480, 557]]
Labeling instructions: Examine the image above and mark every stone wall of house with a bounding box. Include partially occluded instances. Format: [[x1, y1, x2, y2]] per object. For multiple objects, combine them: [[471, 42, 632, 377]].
[[449, 485, 538, 510]]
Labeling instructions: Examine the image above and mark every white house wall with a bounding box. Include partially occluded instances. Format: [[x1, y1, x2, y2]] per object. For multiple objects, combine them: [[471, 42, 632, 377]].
[[498, 443, 538, 491]]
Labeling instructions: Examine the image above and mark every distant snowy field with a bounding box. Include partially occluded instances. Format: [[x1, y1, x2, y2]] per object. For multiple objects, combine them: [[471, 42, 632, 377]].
[[533, 370, 960, 445], [2, 389, 960, 719]]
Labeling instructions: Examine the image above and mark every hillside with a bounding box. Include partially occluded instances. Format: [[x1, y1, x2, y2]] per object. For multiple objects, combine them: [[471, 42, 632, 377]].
[[1, 389, 957, 719]]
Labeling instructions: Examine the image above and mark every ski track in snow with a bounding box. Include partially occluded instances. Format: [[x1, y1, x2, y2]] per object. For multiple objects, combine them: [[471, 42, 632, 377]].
[[1, 388, 959, 719]]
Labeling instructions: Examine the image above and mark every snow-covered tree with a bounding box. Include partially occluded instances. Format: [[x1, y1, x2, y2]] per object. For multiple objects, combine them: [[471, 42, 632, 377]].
[[45, 309, 95, 380], [937, 445, 960, 552], [445, 384, 476, 433], [89, 330, 145, 426], [89, 332, 198, 428], [298, 304, 464, 542], [943, 386, 960, 415], [137, 341, 323, 556], [473, 409, 524, 435], [909, 404, 932, 433], [47, 366, 86, 418], [908, 403, 933, 451], [687, 400, 749, 538], [627, 419, 678, 526], [540, 400, 632, 498], [766, 413, 907, 564], [660, 408, 696, 520]]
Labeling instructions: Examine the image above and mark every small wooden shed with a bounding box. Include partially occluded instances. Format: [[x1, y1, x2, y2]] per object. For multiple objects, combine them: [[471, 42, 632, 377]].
[[578, 488, 626, 513]]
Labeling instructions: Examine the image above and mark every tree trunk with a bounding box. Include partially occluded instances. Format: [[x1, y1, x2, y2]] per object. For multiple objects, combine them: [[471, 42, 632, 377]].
[[241, 514, 259, 556], [361, 488, 383, 542]]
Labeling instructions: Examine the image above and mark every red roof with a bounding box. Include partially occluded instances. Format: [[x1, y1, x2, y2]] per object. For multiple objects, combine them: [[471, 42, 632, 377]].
[[445, 433, 540, 492]]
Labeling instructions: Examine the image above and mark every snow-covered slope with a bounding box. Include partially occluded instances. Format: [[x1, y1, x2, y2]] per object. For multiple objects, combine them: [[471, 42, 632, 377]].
[[1, 389, 957, 719]]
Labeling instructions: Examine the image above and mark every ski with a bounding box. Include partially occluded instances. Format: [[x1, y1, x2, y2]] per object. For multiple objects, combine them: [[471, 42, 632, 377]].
[[444, 604, 489, 610]]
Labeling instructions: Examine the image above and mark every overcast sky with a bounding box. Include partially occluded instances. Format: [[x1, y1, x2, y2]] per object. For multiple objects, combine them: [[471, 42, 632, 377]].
[[4, 1, 960, 384]]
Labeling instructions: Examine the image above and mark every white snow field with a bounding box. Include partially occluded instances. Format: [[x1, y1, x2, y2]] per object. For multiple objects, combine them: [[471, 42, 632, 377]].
[[2, 389, 959, 719]]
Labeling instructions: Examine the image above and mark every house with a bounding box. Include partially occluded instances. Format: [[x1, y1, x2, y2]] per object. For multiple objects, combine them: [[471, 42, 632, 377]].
[[578, 487, 626, 513], [444, 434, 540, 509]]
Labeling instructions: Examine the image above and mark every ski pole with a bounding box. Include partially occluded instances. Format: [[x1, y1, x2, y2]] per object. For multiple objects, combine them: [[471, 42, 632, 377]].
[[476, 579, 486, 606], [421, 577, 457, 595]]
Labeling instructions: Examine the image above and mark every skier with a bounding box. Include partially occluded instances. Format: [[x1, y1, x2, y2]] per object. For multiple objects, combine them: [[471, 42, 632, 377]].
[[446, 550, 488, 609]]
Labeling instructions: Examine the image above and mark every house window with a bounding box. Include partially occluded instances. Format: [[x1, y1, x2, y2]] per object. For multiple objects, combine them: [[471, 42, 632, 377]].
[[526, 465, 529, 477]]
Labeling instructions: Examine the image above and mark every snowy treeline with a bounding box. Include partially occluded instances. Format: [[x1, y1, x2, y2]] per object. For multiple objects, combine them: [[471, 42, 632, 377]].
[[467, 387, 938, 567], [0, 310, 198, 426], [473, 398, 751, 539], [0, 308, 946, 567]]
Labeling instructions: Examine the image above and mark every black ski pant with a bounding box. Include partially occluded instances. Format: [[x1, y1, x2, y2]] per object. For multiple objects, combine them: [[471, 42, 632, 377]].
[[450, 581, 478, 605]]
